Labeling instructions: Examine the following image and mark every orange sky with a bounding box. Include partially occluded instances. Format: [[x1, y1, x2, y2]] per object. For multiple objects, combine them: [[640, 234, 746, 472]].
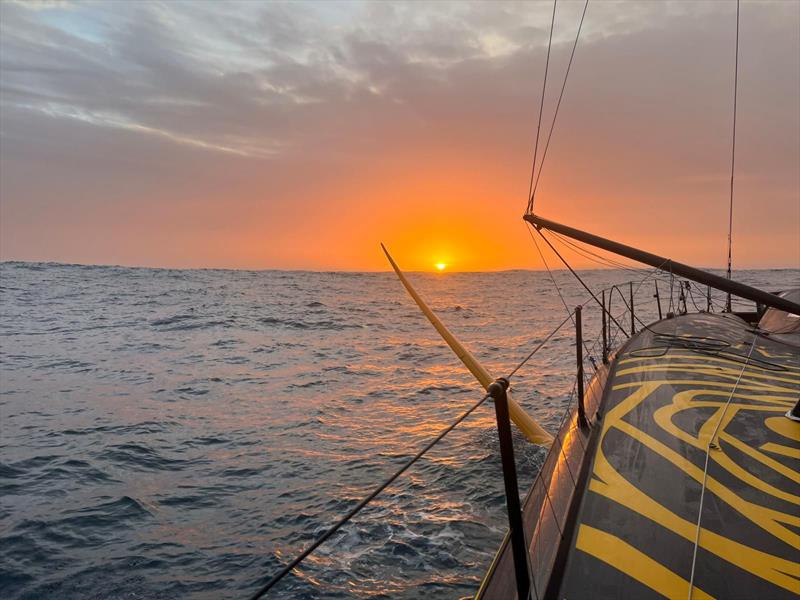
[[1, 1, 798, 271]]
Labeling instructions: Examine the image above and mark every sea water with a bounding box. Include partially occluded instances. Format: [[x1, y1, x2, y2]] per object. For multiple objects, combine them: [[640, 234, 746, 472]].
[[1, 263, 797, 598]]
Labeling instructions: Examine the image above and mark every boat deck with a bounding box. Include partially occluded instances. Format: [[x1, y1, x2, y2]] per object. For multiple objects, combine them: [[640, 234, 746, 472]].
[[479, 312, 800, 599]]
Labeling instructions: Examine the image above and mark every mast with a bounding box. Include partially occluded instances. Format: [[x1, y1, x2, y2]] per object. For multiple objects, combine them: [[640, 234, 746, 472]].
[[524, 213, 800, 316], [726, 0, 741, 312]]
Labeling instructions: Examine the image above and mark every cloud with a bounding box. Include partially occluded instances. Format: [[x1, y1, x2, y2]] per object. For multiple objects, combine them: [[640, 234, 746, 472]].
[[1, 0, 798, 269], [0, 1, 681, 158]]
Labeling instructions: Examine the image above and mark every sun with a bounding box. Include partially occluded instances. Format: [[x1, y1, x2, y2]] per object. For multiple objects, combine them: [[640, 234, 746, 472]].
[[435, 263, 447, 271]]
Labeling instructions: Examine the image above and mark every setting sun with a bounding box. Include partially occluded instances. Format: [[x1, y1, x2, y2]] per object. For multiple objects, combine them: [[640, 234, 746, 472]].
[[435, 263, 447, 271]]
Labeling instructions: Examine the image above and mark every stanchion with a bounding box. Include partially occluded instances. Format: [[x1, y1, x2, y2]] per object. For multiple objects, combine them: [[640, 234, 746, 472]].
[[630, 282, 635, 335], [575, 306, 587, 428], [487, 378, 530, 600], [601, 290, 608, 365]]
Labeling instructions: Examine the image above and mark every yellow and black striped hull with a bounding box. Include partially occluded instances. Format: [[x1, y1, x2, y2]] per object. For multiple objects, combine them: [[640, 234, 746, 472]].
[[479, 312, 800, 599]]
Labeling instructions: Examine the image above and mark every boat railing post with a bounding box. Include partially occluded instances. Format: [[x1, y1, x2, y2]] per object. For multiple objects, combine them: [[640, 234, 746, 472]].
[[679, 282, 688, 315], [487, 378, 531, 600], [601, 290, 608, 365], [787, 399, 800, 422], [629, 282, 635, 335], [654, 280, 663, 320], [608, 288, 614, 339], [576, 305, 587, 428]]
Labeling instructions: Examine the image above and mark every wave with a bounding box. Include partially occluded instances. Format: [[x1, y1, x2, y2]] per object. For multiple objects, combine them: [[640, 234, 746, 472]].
[[2, 263, 797, 600], [104, 443, 197, 472], [258, 316, 362, 330]]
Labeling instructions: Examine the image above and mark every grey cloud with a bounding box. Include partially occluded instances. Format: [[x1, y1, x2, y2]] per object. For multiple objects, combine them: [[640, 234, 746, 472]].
[[0, 0, 798, 267], [1, 1, 677, 157]]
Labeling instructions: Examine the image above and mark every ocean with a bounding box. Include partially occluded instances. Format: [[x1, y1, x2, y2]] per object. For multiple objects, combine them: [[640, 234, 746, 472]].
[[1, 262, 797, 599]]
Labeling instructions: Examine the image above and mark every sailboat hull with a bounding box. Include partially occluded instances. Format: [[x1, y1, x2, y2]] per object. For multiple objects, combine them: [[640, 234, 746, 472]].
[[478, 312, 800, 599]]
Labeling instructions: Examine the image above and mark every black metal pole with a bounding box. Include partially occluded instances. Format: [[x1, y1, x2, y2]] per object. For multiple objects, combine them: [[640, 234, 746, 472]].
[[654, 280, 663, 320], [679, 283, 687, 315], [575, 306, 587, 427], [524, 213, 800, 315], [629, 281, 635, 335], [787, 399, 800, 422], [488, 378, 530, 600], [608, 288, 614, 340], [707, 286, 712, 312], [601, 290, 608, 365]]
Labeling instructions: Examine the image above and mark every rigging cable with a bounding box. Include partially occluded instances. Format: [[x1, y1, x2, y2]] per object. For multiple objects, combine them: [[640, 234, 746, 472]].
[[668, 269, 675, 316], [532, 225, 629, 335], [543, 233, 683, 315], [529, 221, 678, 340], [527, 223, 574, 320], [527, 0, 558, 215], [507, 309, 576, 377], [529, 0, 590, 206], [525, 222, 595, 362], [726, 0, 740, 312], [686, 281, 705, 313], [539, 226, 682, 338], [248, 392, 492, 599], [548, 229, 665, 278], [527, 222, 653, 353], [248, 315, 573, 599], [687, 332, 756, 599]]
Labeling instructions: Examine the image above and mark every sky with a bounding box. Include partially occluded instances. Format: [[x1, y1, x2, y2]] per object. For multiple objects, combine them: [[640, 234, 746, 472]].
[[1, 0, 798, 272]]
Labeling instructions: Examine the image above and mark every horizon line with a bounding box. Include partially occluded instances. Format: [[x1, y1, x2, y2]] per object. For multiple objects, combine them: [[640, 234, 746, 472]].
[[2, 259, 798, 275]]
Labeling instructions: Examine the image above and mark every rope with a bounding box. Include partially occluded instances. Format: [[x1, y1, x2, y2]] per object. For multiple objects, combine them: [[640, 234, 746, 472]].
[[532, 222, 692, 346], [542, 228, 681, 310], [525, 223, 595, 363], [533, 226, 629, 335], [248, 392, 492, 599], [525, 221, 666, 360], [527, 0, 558, 214], [548, 230, 660, 277], [687, 333, 756, 599], [529, 0, 590, 205], [726, 0, 740, 312], [531, 222, 682, 344], [527, 224, 573, 319], [507, 309, 575, 378], [548, 233, 680, 296], [668, 269, 675, 316], [686, 282, 705, 313], [249, 314, 573, 598], [527, 377, 581, 593]]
